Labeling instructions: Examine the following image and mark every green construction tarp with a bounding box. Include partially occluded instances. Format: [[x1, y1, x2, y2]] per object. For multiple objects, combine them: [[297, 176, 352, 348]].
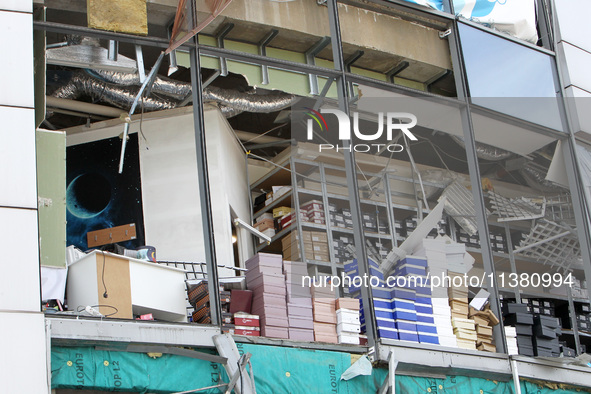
[[52, 345, 589, 393]]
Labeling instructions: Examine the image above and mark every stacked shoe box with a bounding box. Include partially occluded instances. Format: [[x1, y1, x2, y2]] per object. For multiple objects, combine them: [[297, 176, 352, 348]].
[[254, 212, 276, 243], [336, 298, 361, 345], [246, 253, 289, 339], [469, 307, 497, 352], [279, 210, 308, 230], [284, 260, 315, 341], [301, 200, 326, 225], [311, 285, 337, 343], [332, 234, 354, 265], [345, 259, 398, 340], [281, 231, 311, 261], [532, 315, 561, 357], [503, 302, 534, 357], [505, 326, 519, 355], [448, 273, 477, 350], [392, 257, 433, 344], [415, 238, 457, 347], [233, 312, 261, 336], [188, 281, 232, 326]]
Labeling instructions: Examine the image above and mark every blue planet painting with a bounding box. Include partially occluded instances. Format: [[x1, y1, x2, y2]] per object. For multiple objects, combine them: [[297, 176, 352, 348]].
[[66, 134, 145, 251]]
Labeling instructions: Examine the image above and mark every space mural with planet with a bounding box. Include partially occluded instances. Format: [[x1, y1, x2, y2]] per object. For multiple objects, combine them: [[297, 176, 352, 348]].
[[66, 133, 145, 250]]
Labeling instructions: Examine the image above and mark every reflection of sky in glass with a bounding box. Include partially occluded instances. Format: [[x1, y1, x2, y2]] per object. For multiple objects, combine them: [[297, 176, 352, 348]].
[[459, 23, 557, 98]]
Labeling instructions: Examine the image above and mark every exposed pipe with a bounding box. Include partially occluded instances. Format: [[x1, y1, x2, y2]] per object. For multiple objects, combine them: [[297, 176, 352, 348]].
[[520, 162, 567, 192]]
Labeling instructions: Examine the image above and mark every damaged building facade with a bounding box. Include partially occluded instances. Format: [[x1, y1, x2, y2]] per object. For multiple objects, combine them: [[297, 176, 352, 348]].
[[3, 0, 591, 392]]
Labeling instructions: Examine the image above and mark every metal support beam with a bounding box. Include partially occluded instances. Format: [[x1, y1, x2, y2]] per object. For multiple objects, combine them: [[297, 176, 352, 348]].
[[107, 40, 118, 61], [566, 285, 581, 355], [504, 224, 521, 302], [306, 36, 331, 95], [385, 61, 409, 83], [326, 0, 377, 349], [447, 22, 507, 353], [135, 45, 146, 83], [344, 50, 364, 97], [258, 29, 278, 85], [426, 69, 452, 92], [190, 34, 222, 325], [216, 23, 234, 76]]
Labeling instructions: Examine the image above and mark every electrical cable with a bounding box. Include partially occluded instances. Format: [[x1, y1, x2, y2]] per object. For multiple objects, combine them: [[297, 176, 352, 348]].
[[100, 249, 108, 298], [77, 304, 119, 317], [243, 122, 288, 144]]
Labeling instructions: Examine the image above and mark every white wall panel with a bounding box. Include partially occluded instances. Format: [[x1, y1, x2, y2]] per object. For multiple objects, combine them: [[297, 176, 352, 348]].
[[0, 106, 37, 208], [0, 0, 32, 12], [0, 10, 34, 108], [0, 208, 40, 311], [0, 312, 48, 393], [554, 0, 591, 54]]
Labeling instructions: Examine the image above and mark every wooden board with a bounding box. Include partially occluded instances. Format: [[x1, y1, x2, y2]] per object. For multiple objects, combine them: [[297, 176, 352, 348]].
[[87, 0, 148, 35], [95, 252, 133, 319], [87, 223, 136, 248]]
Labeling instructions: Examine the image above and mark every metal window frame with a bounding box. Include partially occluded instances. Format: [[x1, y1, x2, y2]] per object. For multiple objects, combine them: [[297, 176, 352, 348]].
[[33, 0, 591, 356]]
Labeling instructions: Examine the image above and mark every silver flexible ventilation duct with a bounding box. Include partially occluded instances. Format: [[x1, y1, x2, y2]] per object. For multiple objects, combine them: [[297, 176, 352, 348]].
[[88, 69, 192, 99], [450, 136, 514, 161], [520, 163, 567, 193], [52, 72, 178, 111], [51, 70, 298, 117]]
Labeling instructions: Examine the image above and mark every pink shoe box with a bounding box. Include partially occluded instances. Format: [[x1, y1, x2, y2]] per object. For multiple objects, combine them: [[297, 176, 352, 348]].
[[261, 325, 290, 339], [287, 303, 313, 318], [288, 316, 314, 329], [289, 328, 315, 341], [245, 253, 283, 270]]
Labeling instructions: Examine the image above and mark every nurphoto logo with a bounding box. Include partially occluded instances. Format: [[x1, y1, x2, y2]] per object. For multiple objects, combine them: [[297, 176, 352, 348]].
[[305, 108, 418, 153]]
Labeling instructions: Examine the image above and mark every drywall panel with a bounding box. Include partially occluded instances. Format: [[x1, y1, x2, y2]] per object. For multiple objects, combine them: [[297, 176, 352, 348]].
[[0, 312, 48, 393], [559, 42, 591, 94], [0, 0, 32, 12], [554, 0, 591, 54], [37, 130, 66, 267], [0, 207, 41, 312], [0, 106, 37, 209], [138, 107, 250, 276], [0, 10, 34, 108]]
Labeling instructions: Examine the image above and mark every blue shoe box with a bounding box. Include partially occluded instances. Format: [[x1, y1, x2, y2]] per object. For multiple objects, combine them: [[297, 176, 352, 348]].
[[415, 303, 433, 315], [418, 332, 440, 345], [395, 320, 417, 332], [399, 257, 428, 267], [398, 329, 419, 342], [392, 264, 427, 277], [416, 313, 435, 324], [376, 317, 397, 329], [391, 298, 416, 311], [416, 322, 438, 334], [392, 308, 417, 321], [378, 327, 399, 340], [389, 287, 416, 300]]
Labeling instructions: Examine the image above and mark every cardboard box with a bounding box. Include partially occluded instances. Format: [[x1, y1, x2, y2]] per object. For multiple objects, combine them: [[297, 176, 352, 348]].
[[336, 298, 360, 311], [313, 321, 337, 336], [338, 332, 360, 345], [234, 312, 260, 327], [261, 325, 289, 339], [234, 328, 261, 336], [273, 206, 293, 218], [245, 253, 283, 270], [336, 309, 360, 324], [254, 218, 275, 232], [337, 322, 361, 333], [310, 231, 328, 243], [289, 328, 315, 341], [288, 316, 314, 329]]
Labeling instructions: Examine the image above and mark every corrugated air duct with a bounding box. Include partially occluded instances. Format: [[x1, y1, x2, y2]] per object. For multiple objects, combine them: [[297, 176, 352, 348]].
[[51, 70, 298, 117]]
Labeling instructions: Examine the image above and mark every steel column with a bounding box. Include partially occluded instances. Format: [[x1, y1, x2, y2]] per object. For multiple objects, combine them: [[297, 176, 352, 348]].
[[447, 21, 507, 353], [189, 39, 222, 326], [327, 0, 377, 350]]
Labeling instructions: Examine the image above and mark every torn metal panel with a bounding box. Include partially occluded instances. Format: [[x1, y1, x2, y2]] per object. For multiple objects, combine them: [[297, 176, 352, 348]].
[[516, 219, 582, 270], [439, 181, 488, 236], [488, 191, 545, 222]]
